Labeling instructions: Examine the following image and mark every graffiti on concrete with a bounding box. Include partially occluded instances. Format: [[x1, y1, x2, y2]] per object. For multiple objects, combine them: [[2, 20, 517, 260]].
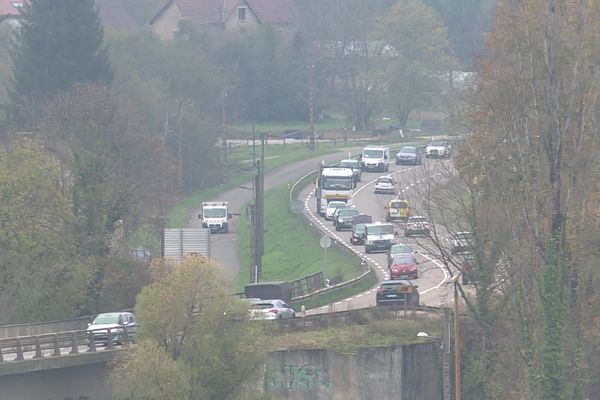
[[266, 363, 331, 390]]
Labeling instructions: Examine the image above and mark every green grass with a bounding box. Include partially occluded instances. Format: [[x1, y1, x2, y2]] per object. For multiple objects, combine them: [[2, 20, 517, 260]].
[[269, 314, 443, 354], [228, 115, 348, 138], [291, 270, 378, 311], [235, 184, 364, 292]]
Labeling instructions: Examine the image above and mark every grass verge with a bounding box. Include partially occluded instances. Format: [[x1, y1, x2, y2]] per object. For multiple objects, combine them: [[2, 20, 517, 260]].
[[291, 270, 378, 311], [235, 184, 364, 292], [269, 314, 443, 354]]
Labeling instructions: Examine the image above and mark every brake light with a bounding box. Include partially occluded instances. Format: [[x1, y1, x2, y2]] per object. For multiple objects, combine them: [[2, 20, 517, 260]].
[[268, 308, 278, 314]]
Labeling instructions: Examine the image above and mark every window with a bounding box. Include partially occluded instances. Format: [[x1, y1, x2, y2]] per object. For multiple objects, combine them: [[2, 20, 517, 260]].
[[238, 7, 246, 21], [12, 2, 24, 7]]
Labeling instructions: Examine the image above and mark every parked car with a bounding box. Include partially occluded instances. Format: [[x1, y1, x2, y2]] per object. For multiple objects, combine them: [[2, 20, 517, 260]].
[[451, 231, 473, 254], [387, 243, 415, 265], [404, 216, 431, 237], [385, 199, 410, 221], [335, 208, 360, 231], [339, 159, 362, 183], [87, 312, 136, 345], [395, 146, 422, 165], [249, 299, 295, 320], [376, 280, 420, 307], [425, 140, 452, 158], [374, 175, 395, 194], [389, 254, 419, 279], [325, 201, 348, 220]]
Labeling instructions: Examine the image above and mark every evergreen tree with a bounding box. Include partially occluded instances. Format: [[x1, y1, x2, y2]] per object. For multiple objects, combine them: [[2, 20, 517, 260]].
[[8, 0, 113, 128]]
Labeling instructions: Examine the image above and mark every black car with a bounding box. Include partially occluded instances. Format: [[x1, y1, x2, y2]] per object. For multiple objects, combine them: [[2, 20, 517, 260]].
[[376, 280, 420, 307], [335, 208, 360, 231], [350, 223, 367, 245], [395, 146, 422, 165]]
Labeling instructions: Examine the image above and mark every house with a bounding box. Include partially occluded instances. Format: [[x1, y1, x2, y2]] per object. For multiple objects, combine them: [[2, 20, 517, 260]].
[[150, 0, 299, 41], [0, 0, 24, 28]]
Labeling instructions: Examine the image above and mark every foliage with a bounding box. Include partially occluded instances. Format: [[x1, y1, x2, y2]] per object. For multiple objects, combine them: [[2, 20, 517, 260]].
[[0, 141, 92, 323], [371, 0, 449, 127], [7, 0, 113, 128], [111, 255, 268, 400], [37, 83, 174, 312]]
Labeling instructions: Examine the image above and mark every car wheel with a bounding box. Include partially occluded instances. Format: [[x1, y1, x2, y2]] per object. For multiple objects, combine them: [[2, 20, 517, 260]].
[[335, 225, 340, 231], [365, 247, 371, 254]]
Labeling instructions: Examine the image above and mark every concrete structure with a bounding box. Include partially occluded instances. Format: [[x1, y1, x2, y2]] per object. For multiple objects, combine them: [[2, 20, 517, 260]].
[[236, 343, 442, 399], [150, 0, 299, 41], [0, 316, 91, 339], [0, 351, 116, 400]]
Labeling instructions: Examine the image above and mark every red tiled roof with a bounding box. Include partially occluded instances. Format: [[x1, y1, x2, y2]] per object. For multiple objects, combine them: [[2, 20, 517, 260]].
[[172, 0, 298, 25], [0, 0, 25, 16]]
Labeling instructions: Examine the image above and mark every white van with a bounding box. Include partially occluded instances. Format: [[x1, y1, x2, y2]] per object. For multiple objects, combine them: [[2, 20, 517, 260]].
[[361, 146, 390, 172]]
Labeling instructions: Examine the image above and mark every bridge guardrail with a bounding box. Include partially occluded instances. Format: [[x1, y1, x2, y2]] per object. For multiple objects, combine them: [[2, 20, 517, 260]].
[[0, 326, 134, 363]]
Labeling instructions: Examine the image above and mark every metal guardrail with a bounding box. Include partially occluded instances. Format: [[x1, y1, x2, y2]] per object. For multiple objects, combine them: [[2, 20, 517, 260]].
[[0, 326, 134, 363], [287, 166, 374, 302]]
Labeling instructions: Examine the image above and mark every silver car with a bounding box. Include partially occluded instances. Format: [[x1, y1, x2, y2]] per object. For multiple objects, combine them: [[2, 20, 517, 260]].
[[249, 299, 295, 320], [374, 176, 395, 194], [87, 312, 136, 345], [325, 201, 348, 220]]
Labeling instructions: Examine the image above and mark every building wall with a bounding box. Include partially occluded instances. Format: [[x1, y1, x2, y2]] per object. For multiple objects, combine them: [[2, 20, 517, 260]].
[[223, 1, 260, 32], [151, 2, 182, 40]]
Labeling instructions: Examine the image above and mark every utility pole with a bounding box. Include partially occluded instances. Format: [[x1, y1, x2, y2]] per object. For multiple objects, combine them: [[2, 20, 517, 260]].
[[448, 45, 455, 135], [443, 309, 451, 400], [454, 282, 462, 400], [251, 158, 263, 282], [176, 98, 184, 199], [308, 64, 315, 151], [221, 88, 228, 172]]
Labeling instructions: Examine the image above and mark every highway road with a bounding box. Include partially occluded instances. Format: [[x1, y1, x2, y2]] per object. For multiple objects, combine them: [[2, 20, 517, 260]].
[[300, 158, 458, 315]]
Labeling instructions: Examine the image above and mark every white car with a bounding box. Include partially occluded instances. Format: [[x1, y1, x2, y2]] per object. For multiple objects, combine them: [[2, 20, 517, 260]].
[[425, 140, 452, 158], [404, 216, 431, 236], [374, 176, 395, 194], [87, 312, 136, 345], [451, 231, 473, 254], [249, 299, 295, 320], [325, 201, 348, 220]]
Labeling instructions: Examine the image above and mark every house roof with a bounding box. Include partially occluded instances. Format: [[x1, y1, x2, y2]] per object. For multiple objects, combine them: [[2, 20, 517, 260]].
[[151, 0, 298, 25], [0, 1, 25, 17]]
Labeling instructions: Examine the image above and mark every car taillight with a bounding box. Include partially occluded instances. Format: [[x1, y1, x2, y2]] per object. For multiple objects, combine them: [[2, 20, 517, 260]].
[[377, 288, 384, 293], [268, 308, 278, 314]]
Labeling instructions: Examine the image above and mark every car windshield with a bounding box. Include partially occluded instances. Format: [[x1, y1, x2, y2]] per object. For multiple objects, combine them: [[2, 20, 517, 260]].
[[393, 255, 415, 264], [391, 244, 413, 253], [363, 149, 384, 158], [92, 314, 120, 324], [409, 217, 427, 223], [204, 208, 227, 218], [327, 202, 346, 210], [338, 209, 359, 217], [353, 224, 366, 233], [430, 141, 446, 146], [399, 146, 417, 154], [251, 303, 275, 310], [367, 224, 394, 235], [322, 177, 352, 190], [378, 178, 393, 184], [390, 201, 408, 209], [340, 160, 359, 168]]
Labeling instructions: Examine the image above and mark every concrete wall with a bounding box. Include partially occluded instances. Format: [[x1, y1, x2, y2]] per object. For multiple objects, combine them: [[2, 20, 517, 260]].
[[0, 317, 91, 339], [0, 360, 112, 400], [242, 343, 441, 400]]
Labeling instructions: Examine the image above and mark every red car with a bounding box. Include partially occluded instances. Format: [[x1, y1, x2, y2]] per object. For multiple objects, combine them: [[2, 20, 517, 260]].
[[389, 254, 419, 279]]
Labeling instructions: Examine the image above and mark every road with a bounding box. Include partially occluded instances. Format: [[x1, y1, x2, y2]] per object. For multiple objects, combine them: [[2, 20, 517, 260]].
[[300, 158, 457, 314], [186, 147, 367, 280]]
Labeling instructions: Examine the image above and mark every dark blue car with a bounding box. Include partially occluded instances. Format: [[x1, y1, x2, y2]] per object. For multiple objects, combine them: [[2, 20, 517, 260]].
[[395, 146, 422, 165]]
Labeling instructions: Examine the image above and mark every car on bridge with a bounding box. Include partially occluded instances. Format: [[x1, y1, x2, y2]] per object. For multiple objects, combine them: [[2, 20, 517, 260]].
[[87, 312, 136, 345], [376, 280, 420, 307]]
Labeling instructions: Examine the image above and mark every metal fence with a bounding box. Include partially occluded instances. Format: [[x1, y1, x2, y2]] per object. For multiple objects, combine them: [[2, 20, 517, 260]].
[[287, 168, 373, 302]]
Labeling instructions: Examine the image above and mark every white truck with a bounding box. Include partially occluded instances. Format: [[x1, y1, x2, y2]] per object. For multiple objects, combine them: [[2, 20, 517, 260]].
[[199, 202, 231, 234], [315, 165, 355, 216]]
